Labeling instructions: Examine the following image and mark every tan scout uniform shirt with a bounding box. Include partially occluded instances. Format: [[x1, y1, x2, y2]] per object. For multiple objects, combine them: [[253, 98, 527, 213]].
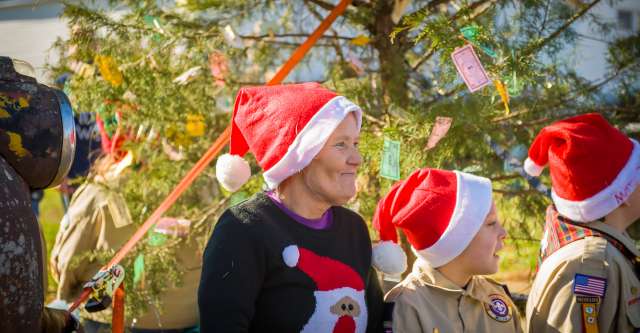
[[385, 260, 523, 333], [50, 181, 202, 329], [526, 221, 640, 332]]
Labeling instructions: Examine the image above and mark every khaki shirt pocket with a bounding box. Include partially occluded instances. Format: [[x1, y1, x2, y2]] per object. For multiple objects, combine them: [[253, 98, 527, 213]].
[[625, 289, 640, 328]]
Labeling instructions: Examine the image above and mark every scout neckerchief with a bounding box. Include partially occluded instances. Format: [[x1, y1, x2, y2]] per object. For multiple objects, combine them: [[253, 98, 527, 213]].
[[539, 205, 639, 275]]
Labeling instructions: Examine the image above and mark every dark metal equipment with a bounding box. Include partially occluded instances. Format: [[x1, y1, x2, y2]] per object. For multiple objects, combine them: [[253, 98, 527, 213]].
[[0, 56, 76, 190]]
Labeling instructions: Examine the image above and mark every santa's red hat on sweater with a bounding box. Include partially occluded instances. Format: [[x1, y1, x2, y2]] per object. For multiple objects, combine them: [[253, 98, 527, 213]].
[[282, 245, 364, 292], [524, 113, 640, 222], [372, 168, 493, 275], [215, 83, 362, 192]]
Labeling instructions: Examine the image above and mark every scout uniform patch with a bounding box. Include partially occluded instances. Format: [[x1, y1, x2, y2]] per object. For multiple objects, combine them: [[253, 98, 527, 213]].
[[573, 274, 607, 297], [573, 273, 607, 333], [484, 294, 512, 322]]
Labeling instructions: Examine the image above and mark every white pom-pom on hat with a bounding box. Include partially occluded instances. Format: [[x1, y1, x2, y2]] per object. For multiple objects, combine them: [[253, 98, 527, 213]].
[[215, 153, 251, 192], [523, 157, 545, 177], [372, 240, 407, 276], [282, 245, 300, 267]]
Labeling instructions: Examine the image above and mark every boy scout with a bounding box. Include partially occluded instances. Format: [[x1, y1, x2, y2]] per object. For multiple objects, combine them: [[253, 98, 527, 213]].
[[50, 152, 203, 332], [524, 113, 640, 332], [371, 168, 523, 332]]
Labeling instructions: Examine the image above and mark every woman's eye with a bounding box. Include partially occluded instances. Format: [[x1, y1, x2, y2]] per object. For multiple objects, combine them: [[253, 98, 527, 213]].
[[354, 142, 359, 148], [335, 142, 346, 148]]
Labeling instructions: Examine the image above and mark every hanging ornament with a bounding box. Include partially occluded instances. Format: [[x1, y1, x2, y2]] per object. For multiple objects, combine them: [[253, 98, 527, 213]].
[[460, 26, 497, 58], [162, 139, 186, 161], [208, 51, 229, 87], [503, 144, 527, 173], [351, 35, 371, 47], [424, 116, 453, 151], [122, 91, 137, 102], [133, 254, 144, 285], [173, 66, 201, 85], [505, 70, 523, 96], [154, 217, 191, 237], [346, 54, 365, 76], [391, 0, 412, 24], [223, 25, 243, 48], [451, 44, 491, 93], [494, 79, 511, 115], [185, 114, 206, 137], [69, 60, 96, 78], [95, 55, 123, 87], [143, 15, 165, 41], [380, 138, 401, 181], [148, 231, 167, 246], [484, 134, 551, 196]]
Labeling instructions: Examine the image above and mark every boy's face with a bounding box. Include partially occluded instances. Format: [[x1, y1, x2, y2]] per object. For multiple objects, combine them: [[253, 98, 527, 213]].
[[457, 202, 506, 275]]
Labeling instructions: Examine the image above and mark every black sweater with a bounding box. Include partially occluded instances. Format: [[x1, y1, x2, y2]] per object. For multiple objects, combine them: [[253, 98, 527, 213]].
[[198, 193, 383, 333]]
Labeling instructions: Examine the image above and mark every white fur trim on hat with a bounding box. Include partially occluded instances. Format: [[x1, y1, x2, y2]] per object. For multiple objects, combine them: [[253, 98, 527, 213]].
[[552, 139, 640, 222], [215, 153, 251, 192], [416, 171, 493, 268], [524, 157, 545, 177], [262, 96, 362, 189], [282, 245, 300, 267], [372, 240, 408, 276]]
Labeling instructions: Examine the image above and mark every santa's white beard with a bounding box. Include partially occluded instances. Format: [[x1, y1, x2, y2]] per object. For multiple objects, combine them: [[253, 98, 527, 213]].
[[301, 287, 367, 333]]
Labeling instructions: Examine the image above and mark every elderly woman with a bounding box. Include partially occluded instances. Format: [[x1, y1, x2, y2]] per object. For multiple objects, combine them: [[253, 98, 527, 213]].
[[198, 83, 383, 333]]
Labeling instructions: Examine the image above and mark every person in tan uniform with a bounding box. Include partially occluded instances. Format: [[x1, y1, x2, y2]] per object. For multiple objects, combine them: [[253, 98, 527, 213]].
[[523, 113, 640, 332], [371, 168, 523, 333], [50, 151, 202, 333]]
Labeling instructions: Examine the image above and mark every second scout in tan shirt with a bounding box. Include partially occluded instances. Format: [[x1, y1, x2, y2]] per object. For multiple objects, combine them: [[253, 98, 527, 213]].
[[385, 259, 523, 333], [50, 181, 203, 329]]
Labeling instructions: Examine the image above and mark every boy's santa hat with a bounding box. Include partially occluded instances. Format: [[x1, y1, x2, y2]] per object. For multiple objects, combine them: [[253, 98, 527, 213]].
[[215, 83, 362, 192], [372, 168, 493, 275], [282, 245, 364, 291], [524, 113, 640, 222]]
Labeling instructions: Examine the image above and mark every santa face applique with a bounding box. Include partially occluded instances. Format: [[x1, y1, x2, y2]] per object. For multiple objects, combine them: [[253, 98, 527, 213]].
[[282, 245, 368, 333]]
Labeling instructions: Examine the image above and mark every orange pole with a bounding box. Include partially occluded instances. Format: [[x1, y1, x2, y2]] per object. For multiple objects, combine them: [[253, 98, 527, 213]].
[[69, 0, 353, 313], [111, 283, 125, 333]]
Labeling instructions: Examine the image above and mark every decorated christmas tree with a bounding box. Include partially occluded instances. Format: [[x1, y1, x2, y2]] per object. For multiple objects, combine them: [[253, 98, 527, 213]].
[[47, 0, 639, 318]]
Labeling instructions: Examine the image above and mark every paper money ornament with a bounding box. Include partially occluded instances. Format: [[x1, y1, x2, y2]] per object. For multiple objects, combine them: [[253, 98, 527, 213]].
[[208, 51, 229, 87], [380, 138, 401, 180], [451, 44, 491, 93], [425, 116, 453, 150]]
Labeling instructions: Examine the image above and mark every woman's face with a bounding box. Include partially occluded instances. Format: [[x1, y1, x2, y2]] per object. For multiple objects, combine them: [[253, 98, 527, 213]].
[[456, 202, 506, 275], [301, 113, 362, 206]]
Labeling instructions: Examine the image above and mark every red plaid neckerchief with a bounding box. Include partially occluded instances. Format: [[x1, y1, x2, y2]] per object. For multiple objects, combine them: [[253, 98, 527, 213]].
[[538, 206, 636, 271]]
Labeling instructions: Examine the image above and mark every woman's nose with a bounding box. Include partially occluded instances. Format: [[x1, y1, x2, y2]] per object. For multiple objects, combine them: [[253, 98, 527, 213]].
[[348, 148, 363, 166]]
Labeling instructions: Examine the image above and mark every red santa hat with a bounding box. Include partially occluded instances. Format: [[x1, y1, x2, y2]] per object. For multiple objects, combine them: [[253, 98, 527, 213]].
[[215, 83, 362, 192], [282, 245, 364, 291], [524, 113, 640, 222], [372, 168, 493, 275]]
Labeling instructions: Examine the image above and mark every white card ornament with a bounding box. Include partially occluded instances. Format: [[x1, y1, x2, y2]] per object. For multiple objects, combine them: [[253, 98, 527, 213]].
[[451, 44, 491, 93], [223, 25, 243, 48], [173, 66, 202, 85]]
